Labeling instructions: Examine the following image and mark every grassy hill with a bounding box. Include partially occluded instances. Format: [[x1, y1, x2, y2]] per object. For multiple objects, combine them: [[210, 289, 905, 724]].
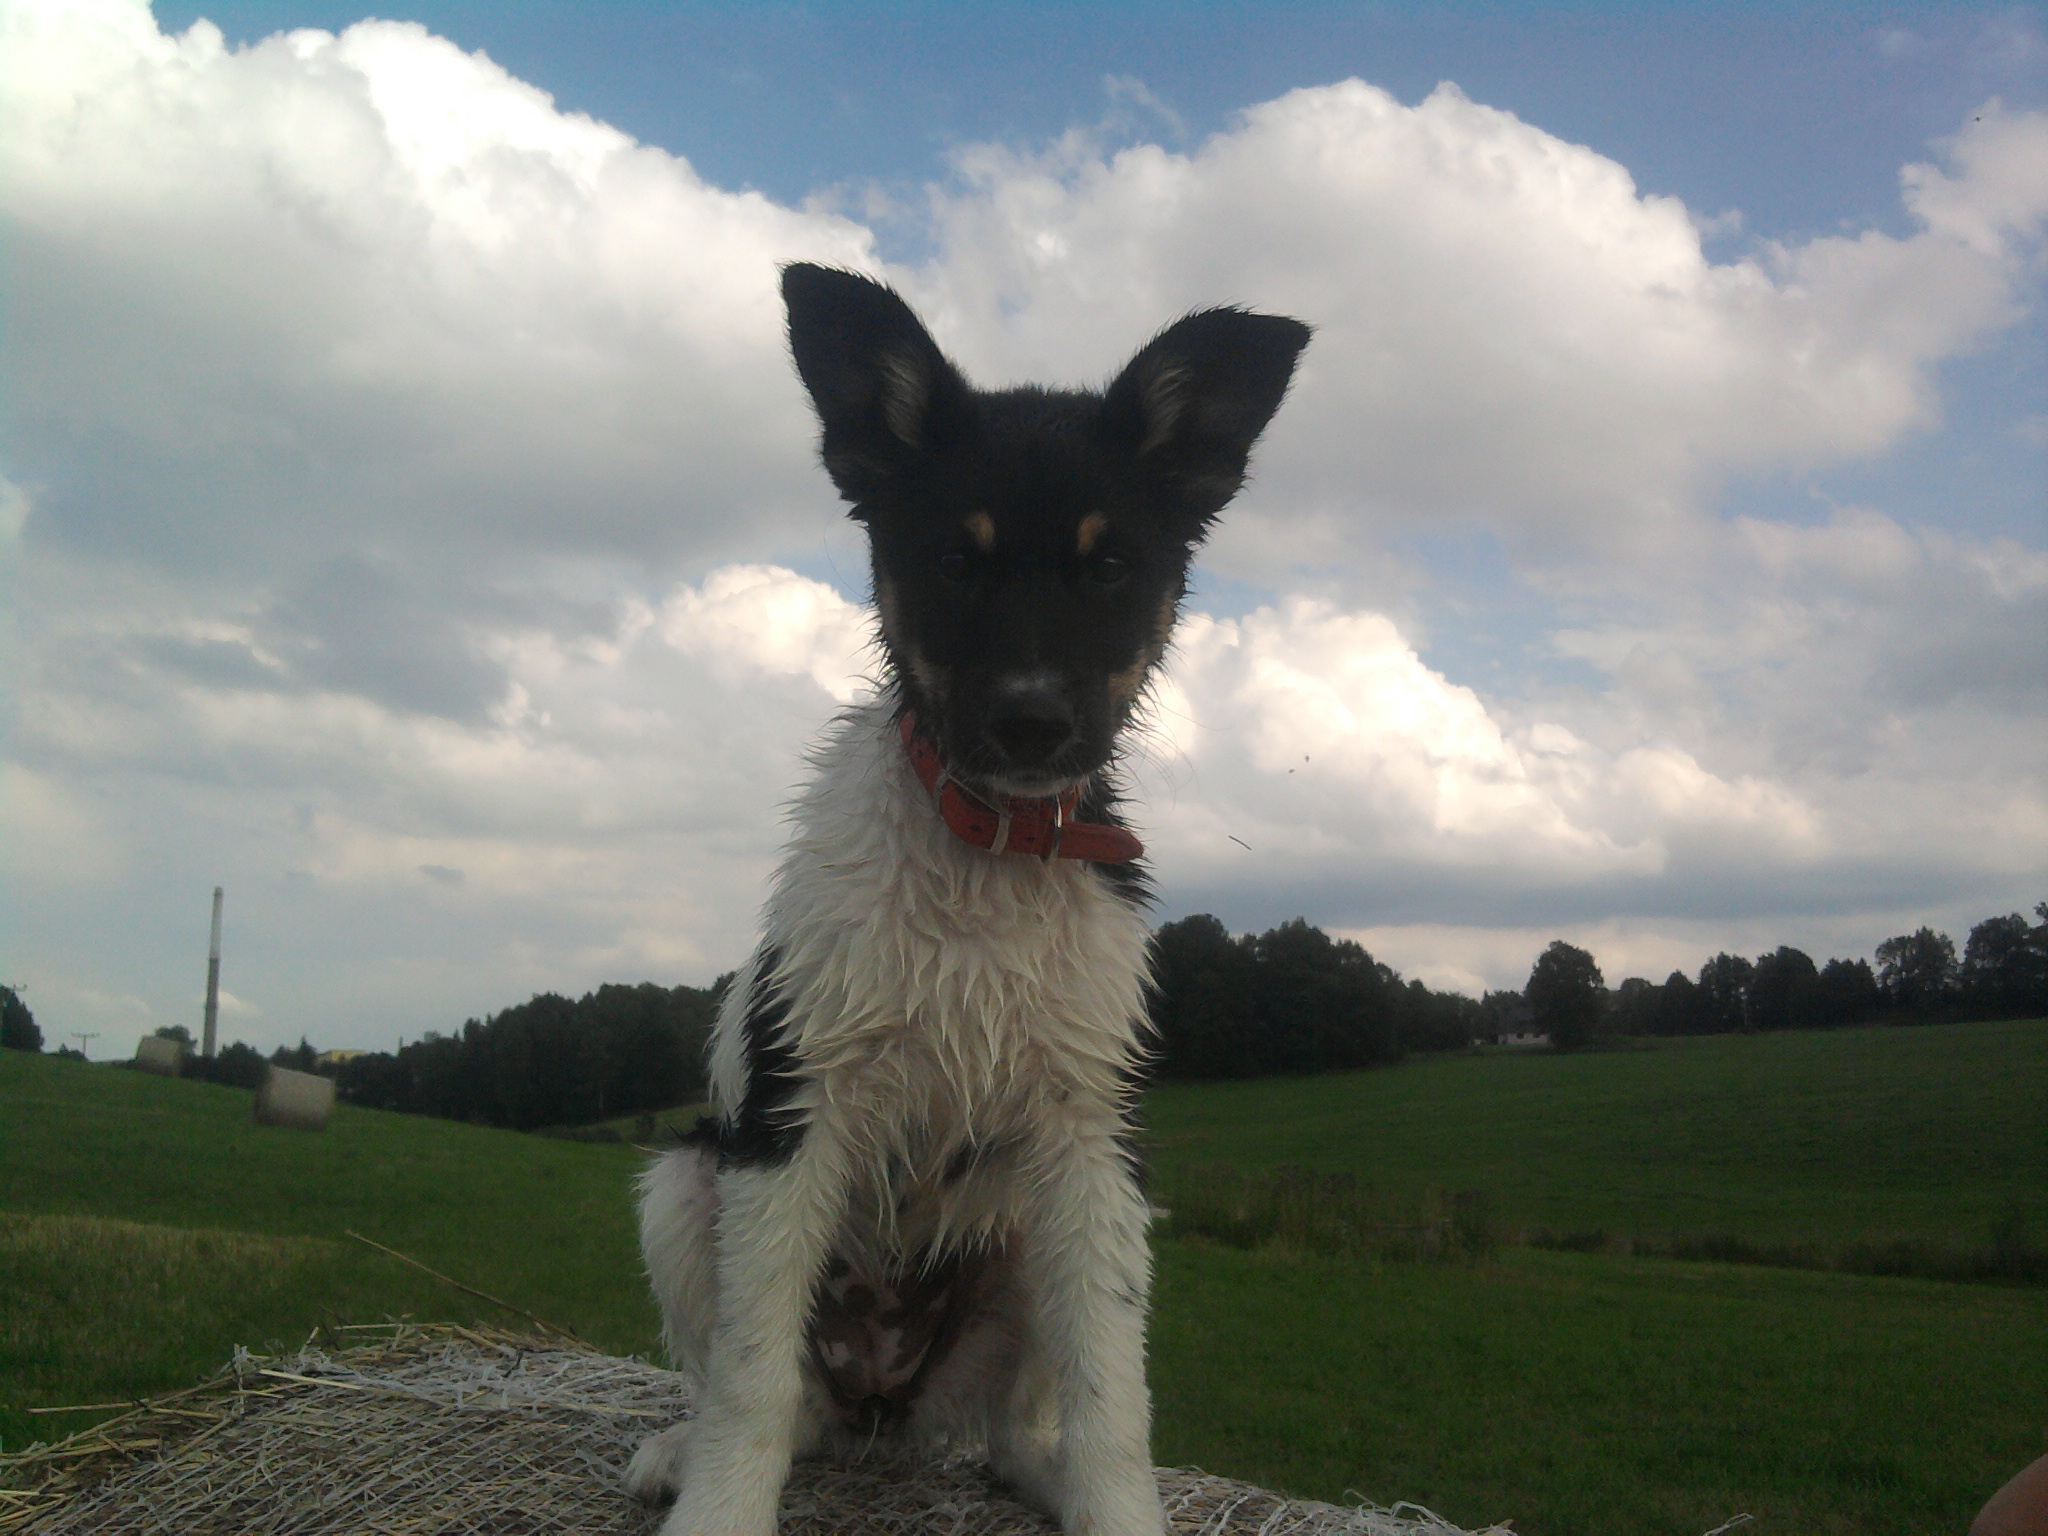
[[0, 1049, 659, 1456], [1145, 1018, 2048, 1252], [4, 1023, 2043, 1534]]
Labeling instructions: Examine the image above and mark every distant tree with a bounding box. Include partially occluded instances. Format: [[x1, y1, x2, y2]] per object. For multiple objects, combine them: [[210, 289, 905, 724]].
[[1525, 941, 1605, 1051], [1654, 971, 1700, 1036], [577, 981, 714, 1121], [1150, 914, 1259, 1079], [330, 980, 719, 1129], [152, 1024, 195, 1046], [1250, 918, 1401, 1073], [1607, 976, 1660, 1037], [271, 1037, 319, 1072], [1748, 947, 1820, 1032], [1814, 957, 1880, 1028], [1695, 953, 1755, 1034], [1391, 977, 1480, 1053], [1, 987, 41, 1052], [208, 1040, 268, 1089], [1961, 910, 2048, 1020], [330, 1045, 407, 1109], [1149, 915, 1467, 1078], [1874, 928, 1958, 1020]]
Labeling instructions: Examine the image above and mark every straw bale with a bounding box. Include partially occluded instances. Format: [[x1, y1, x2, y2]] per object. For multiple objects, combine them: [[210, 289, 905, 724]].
[[1, 1325, 1513, 1536], [254, 1066, 336, 1130], [132, 1036, 186, 1077]]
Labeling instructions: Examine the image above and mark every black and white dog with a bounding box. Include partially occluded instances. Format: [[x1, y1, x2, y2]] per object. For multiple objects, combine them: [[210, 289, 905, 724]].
[[627, 265, 1308, 1536]]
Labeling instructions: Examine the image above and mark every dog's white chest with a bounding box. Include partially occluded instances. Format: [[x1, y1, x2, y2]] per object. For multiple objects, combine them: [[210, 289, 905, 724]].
[[753, 702, 1153, 1121]]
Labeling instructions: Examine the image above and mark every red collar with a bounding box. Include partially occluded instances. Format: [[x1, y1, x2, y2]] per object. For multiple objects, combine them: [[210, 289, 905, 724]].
[[898, 713, 1144, 865]]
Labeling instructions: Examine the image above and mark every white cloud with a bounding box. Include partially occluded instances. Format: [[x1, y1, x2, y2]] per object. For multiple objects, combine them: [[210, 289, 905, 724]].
[[0, 763, 127, 886], [1136, 595, 1825, 907], [0, 0, 2041, 1051], [0, 0, 871, 580], [5, 558, 878, 1054], [1901, 100, 2048, 258], [910, 82, 2045, 576], [656, 565, 877, 703]]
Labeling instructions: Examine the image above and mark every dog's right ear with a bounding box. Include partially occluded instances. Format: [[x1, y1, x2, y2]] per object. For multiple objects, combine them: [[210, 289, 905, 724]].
[[782, 264, 976, 508], [1101, 307, 1312, 532]]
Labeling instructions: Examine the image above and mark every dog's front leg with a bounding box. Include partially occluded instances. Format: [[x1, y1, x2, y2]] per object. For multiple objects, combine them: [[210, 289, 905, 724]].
[[1003, 1123, 1166, 1536], [659, 1129, 844, 1536]]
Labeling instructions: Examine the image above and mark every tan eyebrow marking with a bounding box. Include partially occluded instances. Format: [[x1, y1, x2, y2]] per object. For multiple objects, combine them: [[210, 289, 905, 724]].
[[965, 512, 996, 552], [1076, 513, 1108, 554]]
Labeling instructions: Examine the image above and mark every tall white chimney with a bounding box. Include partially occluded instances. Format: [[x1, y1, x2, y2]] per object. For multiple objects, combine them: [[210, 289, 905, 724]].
[[202, 886, 223, 1059]]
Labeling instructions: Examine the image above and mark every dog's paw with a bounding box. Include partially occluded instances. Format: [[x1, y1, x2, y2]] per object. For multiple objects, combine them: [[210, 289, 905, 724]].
[[1056, 1465, 1168, 1536], [990, 1441, 1064, 1521], [623, 1420, 693, 1504]]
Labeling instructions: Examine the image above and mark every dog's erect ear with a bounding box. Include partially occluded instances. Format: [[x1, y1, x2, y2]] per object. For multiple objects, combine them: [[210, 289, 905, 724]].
[[1101, 308, 1312, 526], [782, 263, 976, 506]]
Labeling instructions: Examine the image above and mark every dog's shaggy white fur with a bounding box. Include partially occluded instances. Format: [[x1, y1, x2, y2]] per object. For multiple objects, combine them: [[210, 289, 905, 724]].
[[629, 699, 1159, 1534]]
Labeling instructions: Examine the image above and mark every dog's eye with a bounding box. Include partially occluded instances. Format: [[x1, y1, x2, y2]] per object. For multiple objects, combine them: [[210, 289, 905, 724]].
[[1086, 553, 1132, 588], [939, 552, 970, 583]]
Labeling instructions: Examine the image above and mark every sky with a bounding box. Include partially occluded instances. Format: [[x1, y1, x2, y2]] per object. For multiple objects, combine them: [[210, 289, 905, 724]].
[[1, 0, 2043, 1060]]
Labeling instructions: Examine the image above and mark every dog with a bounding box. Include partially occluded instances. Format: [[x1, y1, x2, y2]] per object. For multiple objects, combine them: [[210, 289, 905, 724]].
[[626, 264, 1308, 1536]]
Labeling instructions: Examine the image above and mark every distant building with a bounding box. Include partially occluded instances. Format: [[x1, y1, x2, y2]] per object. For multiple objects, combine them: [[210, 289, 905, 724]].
[[1483, 998, 1543, 1047], [317, 1048, 369, 1066]]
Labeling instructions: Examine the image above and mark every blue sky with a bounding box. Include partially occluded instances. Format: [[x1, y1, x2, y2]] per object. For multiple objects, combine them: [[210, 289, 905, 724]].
[[156, 3, 2041, 232], [156, 2, 2046, 542], [2, 0, 2043, 1056]]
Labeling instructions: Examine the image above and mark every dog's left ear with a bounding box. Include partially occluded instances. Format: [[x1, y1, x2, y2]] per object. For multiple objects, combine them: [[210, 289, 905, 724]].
[[782, 263, 977, 508], [1102, 308, 1312, 529]]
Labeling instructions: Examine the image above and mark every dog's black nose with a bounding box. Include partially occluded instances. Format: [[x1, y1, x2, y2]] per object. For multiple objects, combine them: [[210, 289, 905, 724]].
[[987, 687, 1076, 767]]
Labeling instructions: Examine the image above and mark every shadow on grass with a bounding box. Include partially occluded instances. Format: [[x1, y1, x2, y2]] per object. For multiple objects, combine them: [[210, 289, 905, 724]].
[[1527, 1200, 2047, 1287], [1158, 1164, 1499, 1262]]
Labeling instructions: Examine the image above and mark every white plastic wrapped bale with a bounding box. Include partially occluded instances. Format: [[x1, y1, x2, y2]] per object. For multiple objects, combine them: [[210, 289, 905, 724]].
[[131, 1037, 186, 1078], [252, 1065, 335, 1130]]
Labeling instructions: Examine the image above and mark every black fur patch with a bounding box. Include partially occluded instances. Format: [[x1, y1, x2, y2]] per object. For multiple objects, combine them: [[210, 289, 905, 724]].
[[1112, 1043, 1154, 1194], [1078, 770, 1151, 907], [940, 1141, 981, 1185], [717, 946, 808, 1167]]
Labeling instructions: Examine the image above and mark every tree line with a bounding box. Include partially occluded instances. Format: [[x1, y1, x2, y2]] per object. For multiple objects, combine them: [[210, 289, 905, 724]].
[[1147, 914, 1483, 1079], [5, 900, 2040, 1114], [324, 982, 720, 1130], [1519, 902, 2048, 1051], [0, 980, 720, 1134], [1148, 902, 2047, 1072]]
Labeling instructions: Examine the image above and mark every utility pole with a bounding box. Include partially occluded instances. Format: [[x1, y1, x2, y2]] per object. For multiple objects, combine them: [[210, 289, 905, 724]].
[[71, 1031, 99, 1059], [202, 886, 223, 1060]]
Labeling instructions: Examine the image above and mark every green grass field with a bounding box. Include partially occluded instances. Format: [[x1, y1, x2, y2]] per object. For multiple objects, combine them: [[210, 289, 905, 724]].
[[3, 1023, 2043, 1534], [1152, 1244, 2042, 1536], [0, 1049, 656, 1454], [1146, 1019, 2048, 1251]]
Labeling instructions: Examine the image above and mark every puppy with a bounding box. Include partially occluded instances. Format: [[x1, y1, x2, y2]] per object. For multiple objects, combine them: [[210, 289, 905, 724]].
[[628, 265, 1308, 1536]]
